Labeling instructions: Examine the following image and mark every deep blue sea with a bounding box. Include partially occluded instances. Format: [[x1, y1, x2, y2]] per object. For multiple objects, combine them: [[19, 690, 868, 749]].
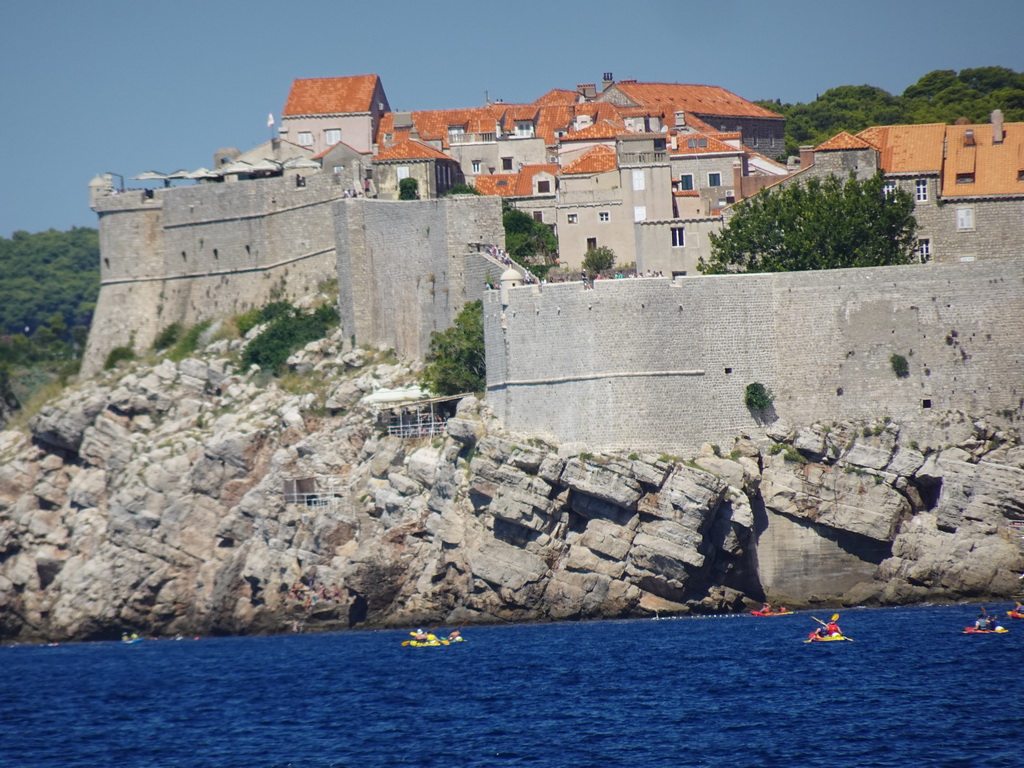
[[2, 604, 1021, 768]]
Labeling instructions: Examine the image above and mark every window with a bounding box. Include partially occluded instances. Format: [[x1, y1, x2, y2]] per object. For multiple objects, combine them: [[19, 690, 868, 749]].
[[708, 172, 722, 187], [918, 239, 931, 262], [587, 238, 597, 250], [686, 138, 708, 149], [514, 121, 534, 138], [298, 131, 313, 147], [567, 213, 578, 224], [396, 166, 410, 180], [632, 169, 645, 191], [324, 128, 341, 145], [502, 157, 513, 171], [956, 206, 975, 231], [679, 174, 694, 191], [472, 160, 481, 174], [599, 211, 610, 222], [537, 180, 551, 193], [634, 206, 647, 222], [883, 181, 897, 197], [915, 179, 928, 201], [956, 173, 975, 184], [671, 227, 686, 247], [332, 164, 344, 174], [533, 211, 543, 222]]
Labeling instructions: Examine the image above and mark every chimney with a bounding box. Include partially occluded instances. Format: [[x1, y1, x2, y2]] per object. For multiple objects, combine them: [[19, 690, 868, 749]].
[[799, 145, 815, 169], [964, 129, 975, 147], [992, 109, 1005, 144], [733, 159, 744, 198], [602, 72, 614, 92], [577, 83, 596, 100]]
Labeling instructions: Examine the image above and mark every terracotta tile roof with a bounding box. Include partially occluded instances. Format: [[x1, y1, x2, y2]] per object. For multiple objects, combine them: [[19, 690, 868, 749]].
[[562, 120, 627, 141], [856, 124, 946, 173], [534, 89, 579, 105], [373, 138, 451, 162], [671, 133, 741, 155], [675, 113, 719, 133], [560, 145, 617, 175], [475, 164, 557, 197], [941, 122, 1024, 197], [283, 75, 381, 116], [673, 190, 700, 197], [534, 105, 574, 145], [603, 82, 782, 119], [814, 131, 876, 152]]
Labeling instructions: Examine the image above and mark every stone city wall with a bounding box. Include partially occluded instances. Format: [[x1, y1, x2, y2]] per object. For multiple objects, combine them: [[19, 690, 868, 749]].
[[83, 174, 350, 375], [485, 259, 1024, 452], [335, 196, 504, 360]]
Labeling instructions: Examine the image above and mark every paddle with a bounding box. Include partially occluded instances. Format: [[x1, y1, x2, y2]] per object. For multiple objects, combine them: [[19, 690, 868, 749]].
[[811, 614, 853, 641]]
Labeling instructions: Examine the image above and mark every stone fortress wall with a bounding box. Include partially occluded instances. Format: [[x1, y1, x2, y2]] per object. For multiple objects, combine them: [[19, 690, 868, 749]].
[[84, 175, 506, 375], [83, 173, 347, 375], [335, 196, 505, 360], [484, 259, 1024, 452]]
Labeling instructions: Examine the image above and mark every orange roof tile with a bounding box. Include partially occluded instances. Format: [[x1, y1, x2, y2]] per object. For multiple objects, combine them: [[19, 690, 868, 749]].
[[673, 190, 700, 197], [814, 132, 876, 152], [603, 82, 782, 119], [560, 145, 617, 175], [374, 139, 451, 162], [941, 122, 1024, 197], [856, 124, 946, 173], [283, 75, 382, 116], [671, 133, 742, 155], [533, 89, 580, 105], [562, 120, 627, 141], [475, 164, 557, 197]]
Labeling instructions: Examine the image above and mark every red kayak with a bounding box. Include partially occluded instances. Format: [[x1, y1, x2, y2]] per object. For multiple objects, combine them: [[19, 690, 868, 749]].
[[962, 626, 1008, 634], [1005, 610, 1024, 620]]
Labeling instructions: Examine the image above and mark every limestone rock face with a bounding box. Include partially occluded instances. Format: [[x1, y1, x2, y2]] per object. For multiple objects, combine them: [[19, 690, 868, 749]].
[[1, 338, 1022, 643]]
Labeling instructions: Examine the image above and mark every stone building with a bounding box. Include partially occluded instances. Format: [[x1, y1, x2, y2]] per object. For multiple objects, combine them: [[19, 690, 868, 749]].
[[280, 74, 391, 156], [778, 112, 1024, 264], [372, 139, 464, 200]]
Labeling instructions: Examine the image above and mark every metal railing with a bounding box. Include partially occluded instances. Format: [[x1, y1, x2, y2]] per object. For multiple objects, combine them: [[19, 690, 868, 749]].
[[387, 413, 447, 439]]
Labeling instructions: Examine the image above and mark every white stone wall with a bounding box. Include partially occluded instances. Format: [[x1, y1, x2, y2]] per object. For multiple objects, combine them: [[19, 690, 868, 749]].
[[485, 260, 1024, 452]]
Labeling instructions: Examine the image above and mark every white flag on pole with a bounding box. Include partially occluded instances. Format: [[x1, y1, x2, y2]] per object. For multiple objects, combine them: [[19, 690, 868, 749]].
[[267, 113, 275, 129]]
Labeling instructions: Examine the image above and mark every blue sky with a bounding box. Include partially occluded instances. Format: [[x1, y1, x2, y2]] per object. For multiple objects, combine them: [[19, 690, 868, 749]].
[[2, 0, 1023, 237]]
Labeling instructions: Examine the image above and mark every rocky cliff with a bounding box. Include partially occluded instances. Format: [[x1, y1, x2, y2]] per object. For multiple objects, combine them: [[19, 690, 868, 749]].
[[1, 331, 1022, 642]]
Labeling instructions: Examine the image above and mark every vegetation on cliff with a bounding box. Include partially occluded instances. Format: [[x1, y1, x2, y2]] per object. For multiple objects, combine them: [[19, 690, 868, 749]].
[[759, 66, 1024, 157], [700, 173, 918, 274], [502, 203, 557, 278], [422, 300, 485, 396]]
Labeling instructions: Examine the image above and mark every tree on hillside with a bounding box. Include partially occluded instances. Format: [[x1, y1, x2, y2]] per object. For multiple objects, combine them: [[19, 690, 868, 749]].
[[421, 300, 485, 396], [759, 66, 1024, 158], [699, 173, 918, 274]]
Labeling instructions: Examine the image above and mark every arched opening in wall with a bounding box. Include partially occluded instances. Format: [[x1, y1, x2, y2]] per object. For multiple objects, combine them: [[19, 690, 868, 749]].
[[836, 387, 844, 396]]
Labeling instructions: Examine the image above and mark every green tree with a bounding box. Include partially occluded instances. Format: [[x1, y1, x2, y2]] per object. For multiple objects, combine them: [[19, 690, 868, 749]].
[[582, 246, 616, 275], [443, 183, 480, 196], [502, 205, 557, 268], [700, 173, 918, 274], [421, 300, 485, 396], [398, 177, 419, 200]]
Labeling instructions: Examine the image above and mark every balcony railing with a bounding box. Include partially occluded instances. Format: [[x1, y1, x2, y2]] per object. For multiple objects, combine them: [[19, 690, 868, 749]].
[[618, 151, 668, 165], [449, 132, 497, 145]]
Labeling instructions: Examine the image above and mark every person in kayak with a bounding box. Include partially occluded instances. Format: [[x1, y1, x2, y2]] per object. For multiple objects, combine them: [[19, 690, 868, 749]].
[[447, 629, 461, 641], [974, 614, 992, 630], [760, 602, 773, 613], [412, 628, 429, 641], [825, 617, 842, 636]]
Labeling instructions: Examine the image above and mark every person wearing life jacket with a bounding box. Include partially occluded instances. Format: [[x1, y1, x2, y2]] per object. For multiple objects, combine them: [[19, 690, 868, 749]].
[[760, 602, 773, 614], [974, 614, 990, 630], [825, 617, 842, 636]]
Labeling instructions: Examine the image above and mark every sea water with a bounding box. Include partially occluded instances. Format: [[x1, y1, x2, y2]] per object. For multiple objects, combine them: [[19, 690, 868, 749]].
[[1, 604, 1020, 768]]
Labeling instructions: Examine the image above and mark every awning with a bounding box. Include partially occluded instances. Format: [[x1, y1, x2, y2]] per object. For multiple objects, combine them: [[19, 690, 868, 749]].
[[131, 170, 168, 180]]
